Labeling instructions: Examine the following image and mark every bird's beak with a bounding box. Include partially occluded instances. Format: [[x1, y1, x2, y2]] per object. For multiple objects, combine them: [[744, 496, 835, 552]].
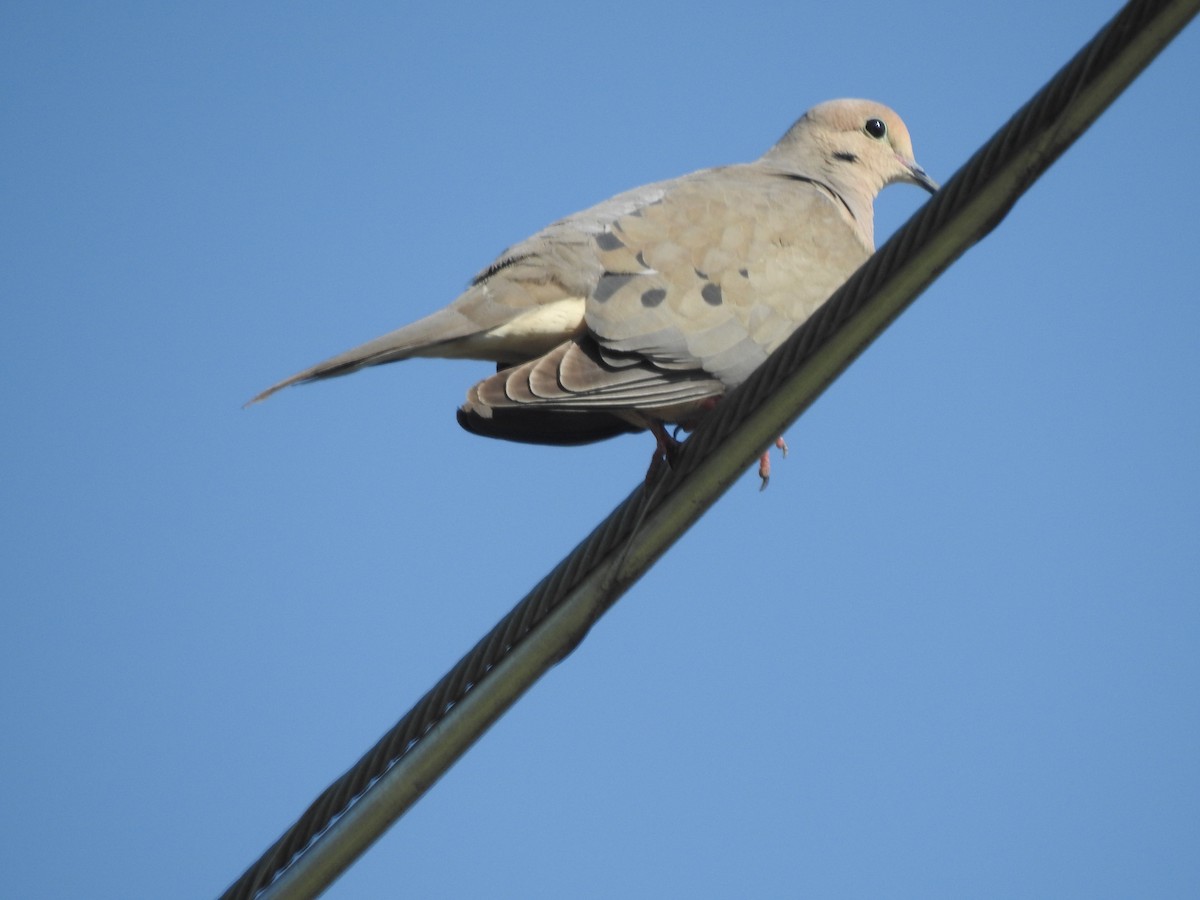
[[902, 157, 939, 194]]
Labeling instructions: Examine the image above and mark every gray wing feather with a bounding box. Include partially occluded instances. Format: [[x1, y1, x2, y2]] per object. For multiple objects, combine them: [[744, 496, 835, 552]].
[[467, 340, 723, 417], [582, 168, 869, 388]]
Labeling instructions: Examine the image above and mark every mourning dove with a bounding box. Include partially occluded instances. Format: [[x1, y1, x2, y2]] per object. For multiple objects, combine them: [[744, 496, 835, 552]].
[[251, 99, 936, 481]]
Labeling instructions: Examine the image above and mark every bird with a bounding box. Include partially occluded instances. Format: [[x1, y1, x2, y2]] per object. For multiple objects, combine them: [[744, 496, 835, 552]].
[[250, 99, 937, 484]]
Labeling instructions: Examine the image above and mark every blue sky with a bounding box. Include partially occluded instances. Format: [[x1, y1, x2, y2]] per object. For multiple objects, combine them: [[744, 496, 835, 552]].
[[3, 3, 1198, 898]]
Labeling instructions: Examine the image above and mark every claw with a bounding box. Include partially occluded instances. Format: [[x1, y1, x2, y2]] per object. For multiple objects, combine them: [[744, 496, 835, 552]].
[[646, 409, 788, 491], [758, 436, 789, 490], [645, 420, 682, 483]]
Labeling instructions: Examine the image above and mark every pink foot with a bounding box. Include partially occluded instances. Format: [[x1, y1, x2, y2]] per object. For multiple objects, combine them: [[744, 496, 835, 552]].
[[758, 436, 789, 490]]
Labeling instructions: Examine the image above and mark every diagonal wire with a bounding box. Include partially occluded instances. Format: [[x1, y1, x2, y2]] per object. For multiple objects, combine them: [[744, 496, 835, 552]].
[[220, 1, 1199, 896]]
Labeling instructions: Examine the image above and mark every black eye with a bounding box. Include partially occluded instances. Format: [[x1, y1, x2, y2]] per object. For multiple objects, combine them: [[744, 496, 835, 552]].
[[864, 118, 887, 140]]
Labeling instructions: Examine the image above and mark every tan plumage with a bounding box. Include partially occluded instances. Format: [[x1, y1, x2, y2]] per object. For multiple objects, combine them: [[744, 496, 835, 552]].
[[251, 99, 936, 447]]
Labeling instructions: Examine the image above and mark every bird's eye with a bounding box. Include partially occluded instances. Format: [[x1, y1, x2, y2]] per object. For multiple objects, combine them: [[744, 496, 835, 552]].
[[864, 118, 887, 140]]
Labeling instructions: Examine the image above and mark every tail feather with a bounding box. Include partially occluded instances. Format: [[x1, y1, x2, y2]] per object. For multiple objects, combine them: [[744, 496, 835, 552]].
[[245, 305, 482, 405]]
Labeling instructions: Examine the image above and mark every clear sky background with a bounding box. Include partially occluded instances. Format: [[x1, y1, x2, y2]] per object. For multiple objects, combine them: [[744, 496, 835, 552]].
[[3, 3, 1198, 898]]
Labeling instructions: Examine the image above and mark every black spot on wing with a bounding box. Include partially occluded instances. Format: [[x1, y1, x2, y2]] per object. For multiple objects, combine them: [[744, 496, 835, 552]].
[[641, 288, 667, 307], [701, 283, 723, 306], [594, 272, 636, 303], [594, 231, 624, 251]]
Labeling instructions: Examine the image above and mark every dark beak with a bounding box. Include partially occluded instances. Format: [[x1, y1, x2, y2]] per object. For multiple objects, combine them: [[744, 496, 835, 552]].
[[907, 161, 939, 194]]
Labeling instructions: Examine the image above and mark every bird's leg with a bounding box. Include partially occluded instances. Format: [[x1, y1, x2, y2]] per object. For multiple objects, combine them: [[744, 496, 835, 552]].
[[645, 419, 681, 483], [758, 436, 789, 491], [649, 397, 790, 490]]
